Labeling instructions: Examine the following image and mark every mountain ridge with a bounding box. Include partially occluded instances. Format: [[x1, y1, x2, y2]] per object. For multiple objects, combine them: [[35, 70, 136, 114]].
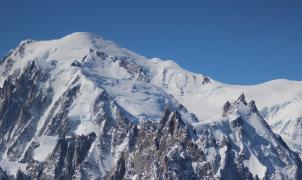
[[0, 32, 301, 179]]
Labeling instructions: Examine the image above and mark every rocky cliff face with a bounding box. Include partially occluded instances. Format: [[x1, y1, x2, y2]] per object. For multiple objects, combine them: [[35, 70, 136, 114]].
[[0, 32, 301, 179]]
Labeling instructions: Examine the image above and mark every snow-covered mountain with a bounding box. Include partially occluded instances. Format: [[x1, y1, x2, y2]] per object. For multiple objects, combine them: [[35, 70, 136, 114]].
[[155, 68, 302, 157], [0, 32, 301, 179]]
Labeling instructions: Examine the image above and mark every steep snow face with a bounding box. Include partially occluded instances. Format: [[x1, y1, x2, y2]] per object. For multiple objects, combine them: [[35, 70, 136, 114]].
[[0, 32, 193, 125], [33, 135, 58, 161], [146, 58, 213, 96]]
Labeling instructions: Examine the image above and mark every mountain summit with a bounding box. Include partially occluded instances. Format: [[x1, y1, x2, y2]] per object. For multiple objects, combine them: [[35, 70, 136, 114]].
[[0, 33, 301, 179]]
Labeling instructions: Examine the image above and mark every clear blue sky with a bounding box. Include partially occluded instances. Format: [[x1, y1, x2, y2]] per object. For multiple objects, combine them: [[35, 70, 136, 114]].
[[1, 0, 301, 84]]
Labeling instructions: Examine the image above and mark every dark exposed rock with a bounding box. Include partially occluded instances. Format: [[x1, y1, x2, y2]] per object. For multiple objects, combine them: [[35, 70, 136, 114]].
[[81, 55, 87, 62], [95, 51, 108, 60], [30, 133, 97, 180], [236, 93, 247, 105], [220, 144, 254, 180], [110, 154, 126, 180], [1, 58, 14, 76], [70, 60, 82, 67], [111, 108, 215, 180], [115, 57, 150, 82], [128, 125, 139, 152], [16, 169, 30, 180], [0, 61, 52, 160], [230, 117, 243, 128], [222, 101, 231, 117], [20, 141, 39, 163], [40, 76, 80, 137], [202, 75, 210, 84], [248, 100, 258, 113], [0, 167, 9, 180]]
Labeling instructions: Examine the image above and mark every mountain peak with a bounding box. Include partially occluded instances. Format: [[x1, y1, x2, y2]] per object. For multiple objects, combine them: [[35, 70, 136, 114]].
[[59, 32, 107, 46], [236, 92, 247, 105], [64, 32, 97, 38], [1, 32, 302, 179]]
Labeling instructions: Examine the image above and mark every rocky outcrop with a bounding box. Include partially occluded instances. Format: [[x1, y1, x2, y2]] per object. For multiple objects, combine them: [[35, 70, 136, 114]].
[[202, 75, 210, 84], [0, 61, 52, 160], [112, 56, 150, 82]]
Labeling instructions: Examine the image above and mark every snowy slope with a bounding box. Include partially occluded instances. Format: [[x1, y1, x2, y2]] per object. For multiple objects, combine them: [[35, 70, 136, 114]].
[[130, 42, 302, 156], [0, 32, 301, 179], [0, 32, 199, 178], [147, 63, 302, 156], [0, 32, 192, 124]]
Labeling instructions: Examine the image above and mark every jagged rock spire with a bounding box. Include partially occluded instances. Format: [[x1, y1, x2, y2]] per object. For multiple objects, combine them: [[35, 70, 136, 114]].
[[236, 92, 247, 105], [223, 93, 259, 117]]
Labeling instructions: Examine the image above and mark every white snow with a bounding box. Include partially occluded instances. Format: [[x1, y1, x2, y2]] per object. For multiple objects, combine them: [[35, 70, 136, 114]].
[[68, 77, 103, 135], [244, 152, 267, 179], [0, 160, 27, 176], [218, 146, 228, 168], [33, 135, 58, 162], [100, 79, 170, 121], [132, 174, 139, 180]]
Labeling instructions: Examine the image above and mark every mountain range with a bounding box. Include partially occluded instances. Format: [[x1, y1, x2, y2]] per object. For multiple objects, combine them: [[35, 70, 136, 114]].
[[0, 32, 301, 179]]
